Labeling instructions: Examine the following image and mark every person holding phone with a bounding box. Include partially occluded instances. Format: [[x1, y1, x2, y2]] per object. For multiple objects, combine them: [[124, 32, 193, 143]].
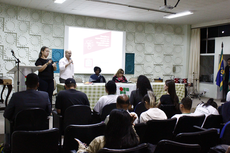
[[35, 46, 57, 102]]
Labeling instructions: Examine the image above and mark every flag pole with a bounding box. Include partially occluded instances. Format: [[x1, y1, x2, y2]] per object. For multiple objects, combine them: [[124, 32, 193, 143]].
[[221, 42, 225, 102]]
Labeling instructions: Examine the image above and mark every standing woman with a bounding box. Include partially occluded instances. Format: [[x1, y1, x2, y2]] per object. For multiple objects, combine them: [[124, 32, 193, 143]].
[[112, 69, 128, 83], [35, 46, 57, 102]]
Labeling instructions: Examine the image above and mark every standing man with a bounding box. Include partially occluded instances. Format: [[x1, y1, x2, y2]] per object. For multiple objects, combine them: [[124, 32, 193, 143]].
[[224, 58, 230, 100], [59, 50, 74, 83]]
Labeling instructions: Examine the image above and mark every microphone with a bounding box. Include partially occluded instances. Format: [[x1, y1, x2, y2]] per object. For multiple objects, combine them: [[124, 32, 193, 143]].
[[11, 50, 14, 55]]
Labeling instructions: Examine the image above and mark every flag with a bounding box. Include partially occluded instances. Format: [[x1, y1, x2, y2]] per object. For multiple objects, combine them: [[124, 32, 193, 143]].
[[216, 43, 225, 91]]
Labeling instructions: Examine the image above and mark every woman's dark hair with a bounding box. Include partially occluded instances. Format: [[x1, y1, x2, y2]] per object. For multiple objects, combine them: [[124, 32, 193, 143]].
[[165, 80, 179, 109], [94, 66, 101, 73], [203, 98, 218, 109], [104, 109, 139, 149], [136, 75, 152, 97], [39, 46, 48, 58]]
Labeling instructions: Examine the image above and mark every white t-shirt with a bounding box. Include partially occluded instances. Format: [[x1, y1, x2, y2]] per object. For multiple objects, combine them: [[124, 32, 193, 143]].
[[140, 108, 167, 123], [226, 91, 230, 102], [93, 95, 118, 115], [59, 57, 74, 80], [193, 103, 219, 116]]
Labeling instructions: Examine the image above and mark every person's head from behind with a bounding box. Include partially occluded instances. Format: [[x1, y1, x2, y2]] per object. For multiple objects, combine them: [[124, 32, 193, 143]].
[[105, 81, 116, 95], [136, 75, 152, 96], [203, 98, 218, 109], [105, 109, 139, 149], [65, 50, 72, 59], [116, 95, 130, 110], [94, 66, 101, 76], [115, 69, 124, 78], [179, 97, 192, 113], [143, 91, 157, 109], [65, 78, 76, 89], [26, 73, 39, 89]]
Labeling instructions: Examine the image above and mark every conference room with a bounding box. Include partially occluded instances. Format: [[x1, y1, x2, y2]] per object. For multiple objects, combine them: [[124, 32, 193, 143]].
[[0, 0, 230, 152]]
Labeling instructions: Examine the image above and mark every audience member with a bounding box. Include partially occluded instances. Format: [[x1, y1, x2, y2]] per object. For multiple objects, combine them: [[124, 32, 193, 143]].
[[55, 78, 90, 116], [89, 66, 106, 83], [93, 81, 118, 115], [35, 46, 57, 102], [140, 91, 167, 123], [4, 73, 51, 121], [224, 58, 230, 100], [219, 101, 230, 123], [59, 50, 74, 83], [112, 69, 127, 83], [104, 95, 138, 124], [77, 109, 139, 153], [171, 97, 194, 122], [226, 82, 230, 101], [193, 98, 219, 116], [130, 75, 152, 109]]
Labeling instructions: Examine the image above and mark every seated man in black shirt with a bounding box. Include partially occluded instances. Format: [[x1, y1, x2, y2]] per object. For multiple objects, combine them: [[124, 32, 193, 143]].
[[55, 78, 90, 116], [4, 73, 51, 121]]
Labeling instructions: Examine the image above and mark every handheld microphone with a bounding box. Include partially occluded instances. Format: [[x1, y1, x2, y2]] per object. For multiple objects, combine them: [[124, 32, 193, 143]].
[[11, 50, 15, 55]]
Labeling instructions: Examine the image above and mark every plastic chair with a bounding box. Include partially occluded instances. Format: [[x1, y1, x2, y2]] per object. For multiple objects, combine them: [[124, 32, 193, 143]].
[[160, 104, 179, 119], [100, 103, 117, 121], [175, 128, 219, 153], [220, 121, 230, 145], [202, 114, 223, 129], [134, 102, 147, 118], [134, 123, 147, 143], [11, 128, 59, 153], [98, 143, 150, 153], [173, 115, 205, 135], [144, 118, 177, 144], [153, 139, 201, 153], [63, 122, 106, 153]]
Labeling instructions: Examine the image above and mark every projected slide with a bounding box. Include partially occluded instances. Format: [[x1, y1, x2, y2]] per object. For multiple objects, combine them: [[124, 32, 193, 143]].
[[65, 26, 125, 74]]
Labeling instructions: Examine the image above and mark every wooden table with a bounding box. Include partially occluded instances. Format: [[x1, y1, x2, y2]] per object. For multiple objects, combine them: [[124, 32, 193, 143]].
[[0, 77, 12, 110]]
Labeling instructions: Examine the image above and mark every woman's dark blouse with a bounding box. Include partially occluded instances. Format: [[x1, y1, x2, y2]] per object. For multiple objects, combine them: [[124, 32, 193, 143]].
[[160, 94, 174, 105], [35, 58, 54, 80]]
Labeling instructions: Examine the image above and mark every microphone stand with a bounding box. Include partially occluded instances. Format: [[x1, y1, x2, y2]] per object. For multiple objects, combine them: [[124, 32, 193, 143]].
[[11, 52, 21, 92]]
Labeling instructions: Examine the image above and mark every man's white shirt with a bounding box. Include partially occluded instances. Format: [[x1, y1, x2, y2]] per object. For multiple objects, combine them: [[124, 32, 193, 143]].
[[59, 57, 74, 80]]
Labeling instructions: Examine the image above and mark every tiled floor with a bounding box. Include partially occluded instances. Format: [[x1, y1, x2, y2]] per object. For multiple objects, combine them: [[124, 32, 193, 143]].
[[0, 96, 224, 143]]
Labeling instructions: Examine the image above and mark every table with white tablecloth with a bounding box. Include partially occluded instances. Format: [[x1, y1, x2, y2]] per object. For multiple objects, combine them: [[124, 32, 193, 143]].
[[57, 83, 185, 109]]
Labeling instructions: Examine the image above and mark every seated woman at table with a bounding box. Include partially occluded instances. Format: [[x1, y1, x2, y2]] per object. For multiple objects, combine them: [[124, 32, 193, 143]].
[[140, 91, 167, 123], [77, 109, 139, 153], [130, 75, 152, 109], [89, 66, 106, 83], [112, 69, 128, 83], [159, 80, 181, 114]]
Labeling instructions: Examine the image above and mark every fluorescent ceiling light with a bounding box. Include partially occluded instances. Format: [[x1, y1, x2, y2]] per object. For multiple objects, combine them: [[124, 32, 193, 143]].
[[54, 0, 66, 4], [164, 11, 193, 19]]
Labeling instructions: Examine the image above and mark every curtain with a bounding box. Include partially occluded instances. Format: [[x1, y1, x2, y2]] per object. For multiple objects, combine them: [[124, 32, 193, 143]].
[[188, 29, 200, 91]]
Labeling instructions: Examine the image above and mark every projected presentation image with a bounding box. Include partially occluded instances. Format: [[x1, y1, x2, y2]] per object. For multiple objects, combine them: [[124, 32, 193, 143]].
[[65, 26, 125, 74]]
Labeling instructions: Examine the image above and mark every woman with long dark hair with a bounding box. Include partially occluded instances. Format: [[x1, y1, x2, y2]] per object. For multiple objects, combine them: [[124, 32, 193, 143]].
[[77, 109, 139, 153], [130, 75, 153, 109], [35, 46, 57, 102]]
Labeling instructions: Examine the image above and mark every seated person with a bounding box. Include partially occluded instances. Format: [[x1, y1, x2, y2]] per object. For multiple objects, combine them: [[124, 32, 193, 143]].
[[89, 66, 106, 83], [193, 98, 219, 116], [159, 80, 180, 114], [140, 91, 167, 123], [93, 81, 118, 115], [77, 109, 139, 153], [226, 82, 230, 101], [104, 95, 139, 124], [55, 78, 90, 116], [4, 73, 51, 121], [171, 97, 195, 122], [219, 101, 230, 123], [112, 69, 128, 83]]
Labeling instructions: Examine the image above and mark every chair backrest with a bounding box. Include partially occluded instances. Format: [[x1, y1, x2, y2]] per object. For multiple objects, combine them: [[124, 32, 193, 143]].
[[14, 108, 49, 131], [100, 103, 117, 121], [173, 115, 205, 135], [202, 114, 223, 129], [160, 104, 179, 119], [144, 118, 177, 144], [154, 139, 201, 153], [220, 102, 230, 123], [11, 128, 59, 153], [220, 121, 230, 145], [134, 102, 147, 118], [98, 143, 149, 153], [175, 128, 219, 153], [64, 105, 92, 130], [134, 123, 147, 143], [63, 122, 106, 153]]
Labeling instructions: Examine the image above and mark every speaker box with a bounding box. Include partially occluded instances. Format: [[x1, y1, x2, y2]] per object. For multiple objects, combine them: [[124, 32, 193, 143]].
[[125, 53, 134, 74]]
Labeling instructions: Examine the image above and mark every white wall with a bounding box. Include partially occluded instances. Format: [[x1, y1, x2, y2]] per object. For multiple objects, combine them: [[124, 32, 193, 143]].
[[0, 2, 190, 97]]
